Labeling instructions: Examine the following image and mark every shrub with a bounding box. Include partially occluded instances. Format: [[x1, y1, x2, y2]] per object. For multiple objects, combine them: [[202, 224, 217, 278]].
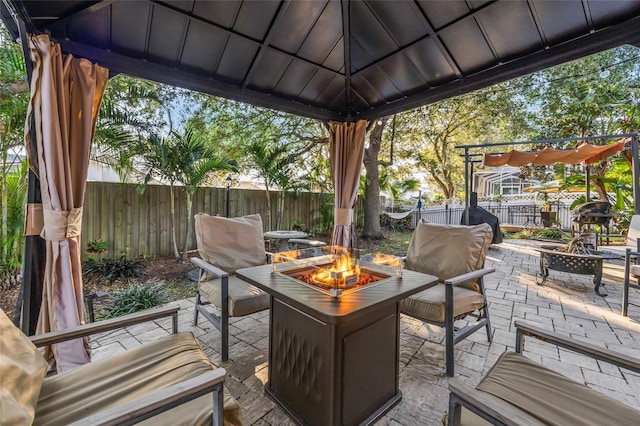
[[101, 280, 168, 319], [83, 256, 146, 285], [87, 239, 108, 254], [537, 229, 565, 240], [515, 228, 536, 239]]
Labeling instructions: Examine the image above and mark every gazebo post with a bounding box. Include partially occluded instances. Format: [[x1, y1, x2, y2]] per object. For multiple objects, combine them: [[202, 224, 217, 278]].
[[632, 134, 640, 215], [14, 15, 45, 334]]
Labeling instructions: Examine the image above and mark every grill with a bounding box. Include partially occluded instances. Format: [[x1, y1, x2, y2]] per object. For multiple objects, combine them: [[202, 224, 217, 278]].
[[572, 201, 613, 226]]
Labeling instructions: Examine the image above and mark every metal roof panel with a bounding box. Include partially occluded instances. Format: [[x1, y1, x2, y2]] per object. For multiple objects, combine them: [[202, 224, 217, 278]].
[[4, 0, 640, 121]]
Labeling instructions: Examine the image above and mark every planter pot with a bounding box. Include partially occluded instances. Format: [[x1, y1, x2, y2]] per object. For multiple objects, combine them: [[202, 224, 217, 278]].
[[540, 211, 557, 228]]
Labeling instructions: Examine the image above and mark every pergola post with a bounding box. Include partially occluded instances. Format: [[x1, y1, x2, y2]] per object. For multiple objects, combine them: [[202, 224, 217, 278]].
[[463, 147, 470, 225]]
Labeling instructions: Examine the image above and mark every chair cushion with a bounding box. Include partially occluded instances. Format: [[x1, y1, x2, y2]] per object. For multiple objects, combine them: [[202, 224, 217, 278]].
[[627, 214, 640, 248], [195, 213, 266, 274], [405, 222, 492, 291], [0, 309, 48, 425], [476, 351, 640, 426], [34, 332, 242, 426], [631, 263, 640, 277], [200, 275, 270, 317], [400, 283, 485, 323]]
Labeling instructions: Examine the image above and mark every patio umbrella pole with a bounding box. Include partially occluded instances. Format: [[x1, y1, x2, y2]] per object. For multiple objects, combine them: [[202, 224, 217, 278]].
[[586, 164, 591, 202]]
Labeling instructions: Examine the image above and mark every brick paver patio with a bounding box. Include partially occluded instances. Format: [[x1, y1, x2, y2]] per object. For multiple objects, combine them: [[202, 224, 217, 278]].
[[91, 239, 640, 425]]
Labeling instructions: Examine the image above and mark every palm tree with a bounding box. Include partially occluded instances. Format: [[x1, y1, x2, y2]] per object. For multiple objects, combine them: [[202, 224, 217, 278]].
[[141, 129, 236, 260], [0, 25, 28, 271], [245, 141, 289, 231], [93, 75, 166, 181]]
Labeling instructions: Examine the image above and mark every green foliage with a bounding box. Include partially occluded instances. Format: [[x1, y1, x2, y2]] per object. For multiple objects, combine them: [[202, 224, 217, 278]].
[[0, 161, 27, 282], [515, 228, 536, 239], [292, 219, 306, 231], [83, 256, 146, 285], [536, 229, 565, 240], [87, 239, 108, 254], [100, 280, 169, 319], [314, 194, 334, 235]]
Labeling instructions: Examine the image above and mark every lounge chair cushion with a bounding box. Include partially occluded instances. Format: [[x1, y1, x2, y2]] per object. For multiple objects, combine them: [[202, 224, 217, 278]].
[[200, 275, 270, 317], [631, 264, 640, 277], [405, 222, 493, 291], [0, 309, 48, 425], [476, 351, 640, 426], [401, 283, 485, 323], [34, 332, 242, 426], [195, 213, 266, 275]]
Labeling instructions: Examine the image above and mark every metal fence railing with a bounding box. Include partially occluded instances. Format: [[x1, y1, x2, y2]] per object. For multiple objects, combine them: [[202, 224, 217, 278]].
[[411, 204, 576, 230]]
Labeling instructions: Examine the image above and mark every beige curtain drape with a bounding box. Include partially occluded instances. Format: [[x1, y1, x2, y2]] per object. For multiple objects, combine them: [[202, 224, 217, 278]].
[[25, 34, 108, 372], [329, 120, 367, 249]]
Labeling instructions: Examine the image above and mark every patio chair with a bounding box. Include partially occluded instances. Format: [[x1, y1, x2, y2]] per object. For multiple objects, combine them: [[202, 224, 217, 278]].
[[0, 305, 242, 425], [192, 213, 270, 361], [599, 214, 640, 255], [401, 222, 495, 376], [446, 320, 640, 425], [623, 247, 640, 316]]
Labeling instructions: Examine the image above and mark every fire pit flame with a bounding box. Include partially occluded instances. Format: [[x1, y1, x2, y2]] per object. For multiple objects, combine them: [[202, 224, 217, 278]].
[[312, 254, 360, 287], [274, 246, 400, 296]]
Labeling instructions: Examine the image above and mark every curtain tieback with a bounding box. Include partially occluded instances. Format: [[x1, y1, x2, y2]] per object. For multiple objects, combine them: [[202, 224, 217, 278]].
[[40, 206, 83, 240], [335, 208, 353, 226]]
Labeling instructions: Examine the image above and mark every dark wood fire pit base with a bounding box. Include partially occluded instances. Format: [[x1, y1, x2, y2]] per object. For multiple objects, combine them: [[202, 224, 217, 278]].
[[236, 261, 438, 426]]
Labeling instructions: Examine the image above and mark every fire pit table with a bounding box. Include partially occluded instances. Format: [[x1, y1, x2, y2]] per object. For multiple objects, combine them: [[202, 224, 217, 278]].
[[236, 249, 438, 426], [537, 245, 621, 297]]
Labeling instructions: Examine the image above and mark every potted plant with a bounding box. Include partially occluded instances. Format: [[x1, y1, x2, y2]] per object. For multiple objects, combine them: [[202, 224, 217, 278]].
[[540, 199, 557, 227]]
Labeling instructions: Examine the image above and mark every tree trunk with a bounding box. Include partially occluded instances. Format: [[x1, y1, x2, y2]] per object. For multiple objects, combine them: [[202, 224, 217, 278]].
[[170, 185, 180, 259], [264, 184, 272, 231], [181, 191, 193, 261], [362, 120, 386, 239], [276, 190, 284, 230]]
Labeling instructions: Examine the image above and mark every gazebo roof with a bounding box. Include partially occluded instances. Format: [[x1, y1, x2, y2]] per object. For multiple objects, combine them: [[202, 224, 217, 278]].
[[3, 1, 640, 121]]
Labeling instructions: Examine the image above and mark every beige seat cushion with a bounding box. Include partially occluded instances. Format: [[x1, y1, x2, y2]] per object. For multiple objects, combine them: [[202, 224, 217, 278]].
[[476, 351, 640, 426], [200, 275, 270, 317], [35, 332, 242, 426], [405, 222, 492, 291], [195, 213, 266, 275], [631, 263, 640, 277], [401, 283, 485, 323], [0, 309, 48, 425]]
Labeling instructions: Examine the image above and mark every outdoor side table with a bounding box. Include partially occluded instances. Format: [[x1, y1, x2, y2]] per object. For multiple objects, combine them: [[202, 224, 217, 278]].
[[263, 230, 308, 252], [537, 245, 621, 297]]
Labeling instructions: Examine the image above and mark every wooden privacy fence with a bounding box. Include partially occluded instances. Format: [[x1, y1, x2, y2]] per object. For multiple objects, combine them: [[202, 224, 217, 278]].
[[81, 182, 358, 259]]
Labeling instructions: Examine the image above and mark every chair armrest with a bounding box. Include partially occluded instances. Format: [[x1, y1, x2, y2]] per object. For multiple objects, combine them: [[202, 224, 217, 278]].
[[625, 248, 640, 258], [448, 379, 540, 426], [444, 268, 495, 286], [514, 320, 640, 374], [30, 305, 180, 347], [191, 257, 229, 278], [68, 368, 227, 426]]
